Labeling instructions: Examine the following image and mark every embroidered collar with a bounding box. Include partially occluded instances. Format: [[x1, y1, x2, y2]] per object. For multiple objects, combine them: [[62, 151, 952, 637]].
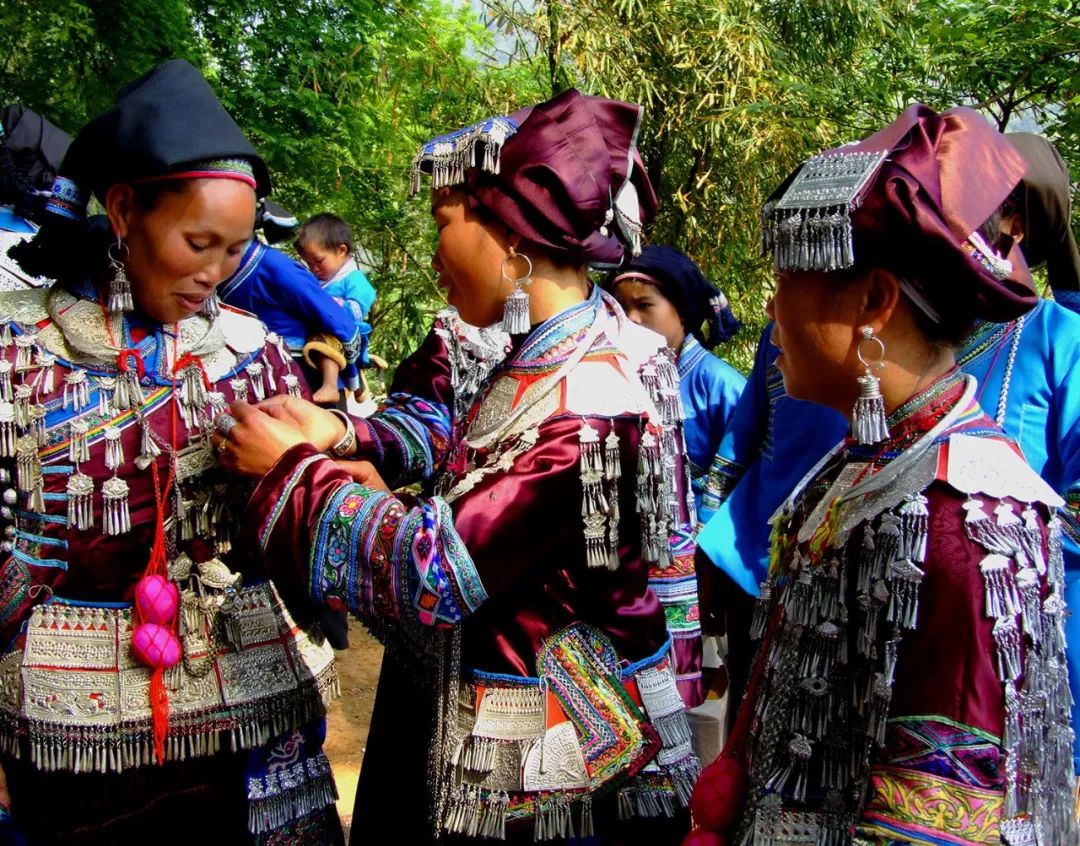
[[845, 368, 967, 463], [677, 334, 708, 378], [507, 283, 602, 372], [48, 278, 228, 374]]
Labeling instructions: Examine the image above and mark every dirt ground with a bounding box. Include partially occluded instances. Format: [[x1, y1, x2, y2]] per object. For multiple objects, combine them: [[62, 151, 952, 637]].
[[325, 618, 383, 840]]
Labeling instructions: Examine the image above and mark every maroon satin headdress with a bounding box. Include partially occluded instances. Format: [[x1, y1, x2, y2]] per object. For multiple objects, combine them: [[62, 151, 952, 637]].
[[762, 104, 1035, 322], [411, 88, 658, 269]]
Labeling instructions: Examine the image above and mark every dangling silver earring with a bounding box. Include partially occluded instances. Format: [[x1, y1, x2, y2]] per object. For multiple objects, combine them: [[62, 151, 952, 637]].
[[106, 236, 133, 314], [853, 325, 889, 445], [201, 294, 220, 318], [501, 247, 533, 334]]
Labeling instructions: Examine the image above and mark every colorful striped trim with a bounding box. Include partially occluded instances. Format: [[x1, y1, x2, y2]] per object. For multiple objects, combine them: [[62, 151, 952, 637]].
[[259, 453, 331, 550], [133, 157, 257, 190], [39, 385, 172, 462]]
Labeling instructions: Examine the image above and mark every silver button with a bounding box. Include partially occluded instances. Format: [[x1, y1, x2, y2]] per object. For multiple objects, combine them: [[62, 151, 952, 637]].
[[1, 489, 16, 506]]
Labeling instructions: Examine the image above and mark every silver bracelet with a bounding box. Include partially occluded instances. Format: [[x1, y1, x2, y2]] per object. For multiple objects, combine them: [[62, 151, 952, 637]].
[[326, 409, 357, 459]]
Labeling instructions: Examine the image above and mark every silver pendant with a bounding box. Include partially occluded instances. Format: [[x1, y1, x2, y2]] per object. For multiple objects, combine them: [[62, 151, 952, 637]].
[[66, 472, 94, 530], [68, 418, 90, 464], [101, 476, 131, 535]]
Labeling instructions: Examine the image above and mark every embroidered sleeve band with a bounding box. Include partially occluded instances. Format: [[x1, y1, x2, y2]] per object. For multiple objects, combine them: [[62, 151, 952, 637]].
[[253, 444, 485, 632]]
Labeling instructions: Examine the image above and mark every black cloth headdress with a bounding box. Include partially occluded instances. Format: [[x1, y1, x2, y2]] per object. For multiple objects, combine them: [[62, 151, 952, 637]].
[[608, 245, 741, 349], [45, 58, 269, 221]]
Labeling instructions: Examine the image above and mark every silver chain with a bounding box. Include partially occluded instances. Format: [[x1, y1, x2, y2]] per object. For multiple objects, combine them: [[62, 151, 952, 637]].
[[996, 315, 1025, 427]]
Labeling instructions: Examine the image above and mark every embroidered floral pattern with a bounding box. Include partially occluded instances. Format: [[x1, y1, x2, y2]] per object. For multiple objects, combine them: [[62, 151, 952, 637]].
[[310, 483, 485, 629]]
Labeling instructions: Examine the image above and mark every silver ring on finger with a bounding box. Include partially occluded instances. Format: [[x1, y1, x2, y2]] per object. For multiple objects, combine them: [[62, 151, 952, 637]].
[[215, 413, 238, 439]]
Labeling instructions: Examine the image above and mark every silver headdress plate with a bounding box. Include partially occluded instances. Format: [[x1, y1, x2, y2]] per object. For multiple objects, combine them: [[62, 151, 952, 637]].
[[761, 149, 888, 272], [410, 116, 519, 196]]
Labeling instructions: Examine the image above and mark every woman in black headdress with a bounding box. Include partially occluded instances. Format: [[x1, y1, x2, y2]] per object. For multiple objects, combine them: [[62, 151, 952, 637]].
[[606, 245, 745, 519], [0, 60, 341, 845]]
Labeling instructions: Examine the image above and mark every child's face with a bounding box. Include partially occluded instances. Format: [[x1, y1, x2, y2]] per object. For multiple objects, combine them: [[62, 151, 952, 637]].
[[297, 241, 349, 281], [611, 278, 686, 351]]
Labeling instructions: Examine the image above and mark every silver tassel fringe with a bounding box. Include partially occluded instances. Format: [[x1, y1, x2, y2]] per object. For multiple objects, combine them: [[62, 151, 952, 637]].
[[68, 419, 90, 464], [852, 372, 889, 445], [502, 287, 530, 335]]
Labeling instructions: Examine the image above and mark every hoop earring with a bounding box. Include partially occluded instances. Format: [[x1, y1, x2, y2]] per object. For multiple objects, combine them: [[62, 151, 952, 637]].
[[852, 325, 889, 445], [106, 237, 133, 315], [500, 247, 533, 334]]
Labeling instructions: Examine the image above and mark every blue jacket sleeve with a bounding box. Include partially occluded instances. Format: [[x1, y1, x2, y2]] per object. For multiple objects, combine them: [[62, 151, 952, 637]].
[[698, 325, 773, 526], [259, 247, 362, 363]]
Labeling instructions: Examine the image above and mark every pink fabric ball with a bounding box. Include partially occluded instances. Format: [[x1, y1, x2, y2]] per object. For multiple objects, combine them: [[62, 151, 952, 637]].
[[131, 623, 182, 669], [690, 756, 747, 832], [682, 828, 727, 846], [134, 574, 179, 625]]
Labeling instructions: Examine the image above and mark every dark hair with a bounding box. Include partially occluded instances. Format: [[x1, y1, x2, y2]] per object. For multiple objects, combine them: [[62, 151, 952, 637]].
[[0, 140, 33, 208], [296, 213, 352, 253], [9, 180, 191, 287]]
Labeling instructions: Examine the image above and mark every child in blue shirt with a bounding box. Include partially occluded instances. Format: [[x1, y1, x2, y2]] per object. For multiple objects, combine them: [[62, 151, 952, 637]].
[[296, 213, 377, 403]]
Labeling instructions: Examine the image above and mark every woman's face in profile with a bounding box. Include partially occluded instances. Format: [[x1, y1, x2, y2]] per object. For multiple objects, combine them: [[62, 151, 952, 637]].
[[767, 269, 861, 410], [109, 178, 256, 324], [430, 187, 514, 327]]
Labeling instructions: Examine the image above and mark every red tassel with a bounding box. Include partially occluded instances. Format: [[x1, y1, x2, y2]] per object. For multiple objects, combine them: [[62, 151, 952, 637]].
[[150, 666, 169, 765]]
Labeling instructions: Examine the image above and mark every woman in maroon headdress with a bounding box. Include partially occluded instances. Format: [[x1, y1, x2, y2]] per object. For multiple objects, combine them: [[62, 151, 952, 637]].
[[219, 90, 704, 843], [685, 106, 1077, 845]]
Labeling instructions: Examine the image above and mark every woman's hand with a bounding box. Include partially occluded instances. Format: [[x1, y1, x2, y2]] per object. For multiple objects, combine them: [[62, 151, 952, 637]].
[[334, 460, 389, 492], [214, 401, 307, 478], [255, 395, 347, 453]]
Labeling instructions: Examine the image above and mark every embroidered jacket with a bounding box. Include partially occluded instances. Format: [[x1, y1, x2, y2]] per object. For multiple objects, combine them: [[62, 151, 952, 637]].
[[252, 286, 704, 837], [0, 284, 339, 842], [733, 373, 1076, 845], [698, 302, 1080, 767], [675, 334, 744, 519]]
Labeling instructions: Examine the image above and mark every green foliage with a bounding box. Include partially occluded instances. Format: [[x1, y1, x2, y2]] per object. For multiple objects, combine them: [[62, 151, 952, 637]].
[[1, 0, 1077, 374], [483, 0, 1080, 370]]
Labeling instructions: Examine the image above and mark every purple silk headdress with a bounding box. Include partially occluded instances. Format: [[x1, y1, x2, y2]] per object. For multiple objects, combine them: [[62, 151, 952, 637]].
[[411, 89, 658, 269], [762, 104, 1035, 323]]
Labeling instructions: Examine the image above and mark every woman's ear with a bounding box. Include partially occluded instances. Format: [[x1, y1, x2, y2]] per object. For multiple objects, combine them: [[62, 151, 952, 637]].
[[104, 184, 136, 240], [860, 268, 901, 334]]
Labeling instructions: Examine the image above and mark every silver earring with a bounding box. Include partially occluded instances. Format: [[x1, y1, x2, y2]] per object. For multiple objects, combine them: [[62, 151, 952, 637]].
[[500, 248, 533, 334], [201, 294, 220, 318], [853, 325, 889, 445], [107, 237, 133, 314]]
